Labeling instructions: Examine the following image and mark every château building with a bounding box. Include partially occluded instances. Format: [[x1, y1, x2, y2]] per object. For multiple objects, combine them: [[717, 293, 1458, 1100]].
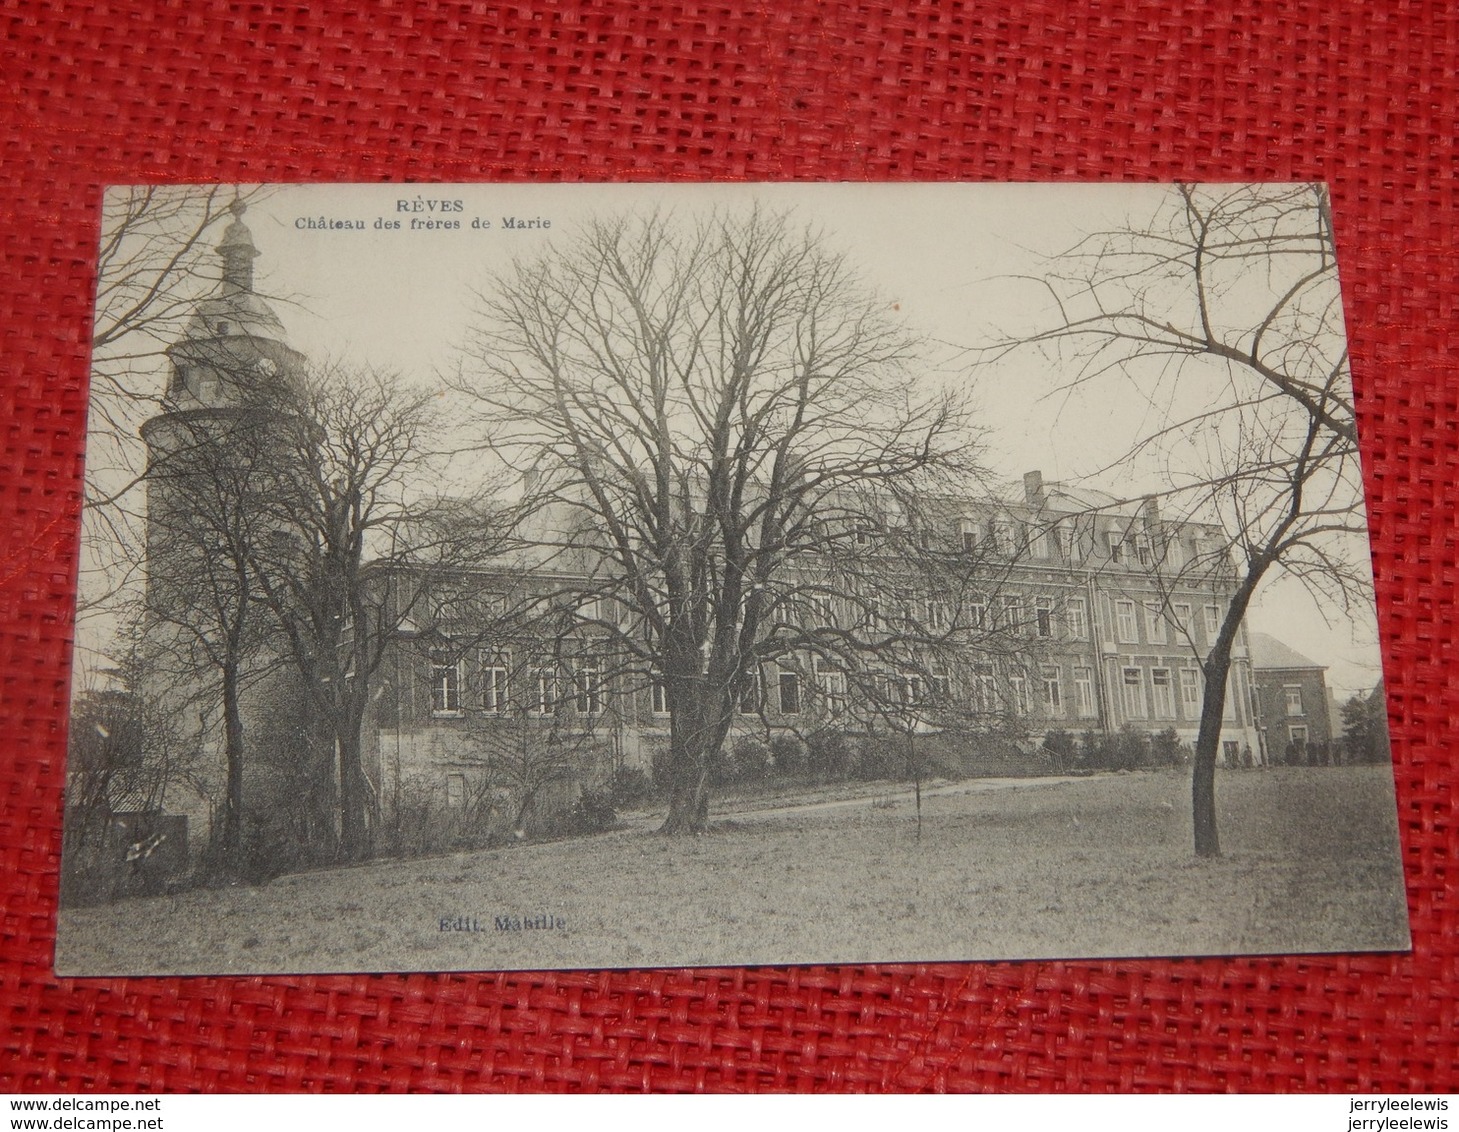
[[363, 467, 1266, 832], [134, 208, 1266, 860]]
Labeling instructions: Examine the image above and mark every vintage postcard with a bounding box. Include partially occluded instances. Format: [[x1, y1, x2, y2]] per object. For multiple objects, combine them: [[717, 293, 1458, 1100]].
[[57, 183, 1407, 975]]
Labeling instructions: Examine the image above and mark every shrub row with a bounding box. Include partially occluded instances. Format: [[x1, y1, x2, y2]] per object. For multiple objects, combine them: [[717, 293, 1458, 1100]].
[[1043, 726, 1191, 771]]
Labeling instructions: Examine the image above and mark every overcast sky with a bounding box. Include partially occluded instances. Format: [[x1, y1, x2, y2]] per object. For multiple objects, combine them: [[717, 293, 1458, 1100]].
[[125, 182, 1386, 699]]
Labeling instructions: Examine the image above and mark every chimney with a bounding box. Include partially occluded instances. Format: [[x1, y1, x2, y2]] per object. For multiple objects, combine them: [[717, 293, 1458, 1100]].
[[1142, 495, 1161, 530], [1023, 470, 1046, 507]]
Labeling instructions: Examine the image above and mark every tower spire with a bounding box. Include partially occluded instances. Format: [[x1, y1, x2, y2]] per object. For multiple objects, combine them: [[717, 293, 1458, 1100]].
[[217, 198, 260, 294]]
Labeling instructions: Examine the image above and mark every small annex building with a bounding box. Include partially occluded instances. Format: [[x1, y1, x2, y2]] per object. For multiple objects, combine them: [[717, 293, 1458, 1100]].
[[1248, 631, 1333, 763]]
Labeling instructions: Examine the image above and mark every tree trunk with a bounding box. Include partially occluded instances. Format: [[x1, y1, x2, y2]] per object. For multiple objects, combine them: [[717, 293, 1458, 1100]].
[[658, 688, 730, 835], [220, 662, 245, 874], [338, 726, 372, 860], [1190, 667, 1227, 858], [660, 751, 711, 835], [1191, 568, 1262, 858]]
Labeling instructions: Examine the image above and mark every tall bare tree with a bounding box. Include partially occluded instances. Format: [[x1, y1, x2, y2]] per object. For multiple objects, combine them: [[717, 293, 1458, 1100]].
[[999, 183, 1368, 856], [141, 402, 295, 875], [81, 186, 270, 626], [458, 208, 1001, 834], [248, 365, 514, 861]]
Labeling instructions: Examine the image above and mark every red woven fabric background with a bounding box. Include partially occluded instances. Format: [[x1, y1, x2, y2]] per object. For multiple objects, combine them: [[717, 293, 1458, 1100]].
[[2, 0, 1455, 1093]]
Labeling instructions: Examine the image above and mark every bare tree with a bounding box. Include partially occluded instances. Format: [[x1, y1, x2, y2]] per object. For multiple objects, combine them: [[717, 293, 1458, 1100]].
[[999, 183, 1367, 856], [81, 187, 271, 625], [141, 402, 297, 876], [247, 365, 515, 861], [458, 208, 1003, 834]]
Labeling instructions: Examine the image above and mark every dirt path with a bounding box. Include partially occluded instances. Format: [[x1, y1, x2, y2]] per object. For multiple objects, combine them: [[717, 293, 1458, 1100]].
[[622, 774, 1097, 829]]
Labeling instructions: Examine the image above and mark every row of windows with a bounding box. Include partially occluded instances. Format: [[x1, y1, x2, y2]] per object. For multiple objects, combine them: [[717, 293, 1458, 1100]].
[[970, 664, 1100, 720], [430, 655, 825, 720], [949, 517, 1213, 569], [799, 592, 1095, 640], [430, 654, 601, 717], [426, 653, 1122, 724], [1113, 664, 1242, 724], [1112, 599, 1223, 647], [409, 584, 1226, 657]]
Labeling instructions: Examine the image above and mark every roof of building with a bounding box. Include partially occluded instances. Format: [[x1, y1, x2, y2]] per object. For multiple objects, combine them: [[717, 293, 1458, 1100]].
[[1249, 631, 1326, 672]]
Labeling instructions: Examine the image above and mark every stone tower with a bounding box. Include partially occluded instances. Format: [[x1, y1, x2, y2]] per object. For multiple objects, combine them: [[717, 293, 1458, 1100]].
[[137, 200, 315, 877]]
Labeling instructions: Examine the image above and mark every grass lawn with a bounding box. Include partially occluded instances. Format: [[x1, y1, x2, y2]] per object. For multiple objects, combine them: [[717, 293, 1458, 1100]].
[[54, 766, 1410, 975]]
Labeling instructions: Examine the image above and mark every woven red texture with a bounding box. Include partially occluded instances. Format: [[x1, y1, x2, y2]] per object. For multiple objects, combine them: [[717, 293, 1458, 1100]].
[[1, 0, 1455, 1093]]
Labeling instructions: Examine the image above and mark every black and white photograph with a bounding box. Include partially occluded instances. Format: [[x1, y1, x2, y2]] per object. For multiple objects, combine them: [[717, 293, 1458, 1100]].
[[56, 182, 1408, 975]]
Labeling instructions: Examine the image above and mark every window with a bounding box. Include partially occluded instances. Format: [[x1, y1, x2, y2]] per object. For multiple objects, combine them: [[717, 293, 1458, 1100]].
[[1040, 665, 1063, 714], [778, 672, 801, 715], [1180, 668, 1202, 720], [972, 664, 997, 713], [1121, 667, 1147, 719], [577, 595, 603, 623], [1106, 532, 1125, 563], [430, 651, 462, 715], [1204, 604, 1222, 638], [392, 575, 416, 626], [1284, 685, 1304, 716], [991, 519, 1015, 556], [1144, 602, 1167, 645], [1115, 600, 1139, 643], [480, 655, 509, 714], [1289, 724, 1309, 745], [1008, 674, 1030, 716], [968, 594, 988, 630], [815, 661, 847, 714], [1172, 603, 1193, 639], [738, 670, 763, 715], [1073, 667, 1096, 718], [929, 672, 951, 702], [999, 593, 1022, 633], [924, 598, 950, 632], [1151, 668, 1175, 719], [960, 520, 978, 553], [532, 666, 556, 715], [650, 671, 668, 715], [901, 674, 925, 706], [1057, 520, 1077, 560], [1028, 524, 1050, 559], [574, 662, 602, 715], [430, 594, 460, 628], [1134, 536, 1151, 566], [1035, 597, 1054, 638], [1223, 740, 1240, 765], [808, 593, 835, 627], [1066, 596, 1088, 640]]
